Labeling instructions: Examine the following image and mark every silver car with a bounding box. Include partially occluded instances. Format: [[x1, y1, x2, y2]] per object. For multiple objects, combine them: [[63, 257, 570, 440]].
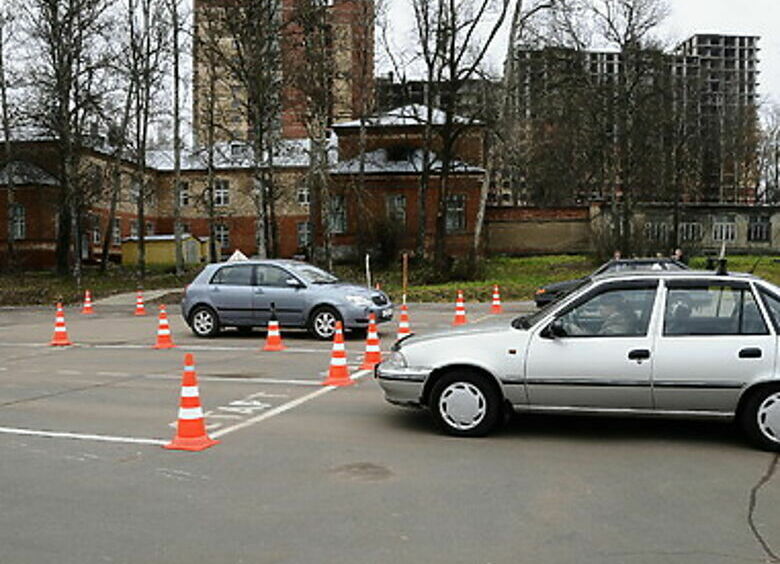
[[377, 270, 780, 450], [182, 259, 393, 339]]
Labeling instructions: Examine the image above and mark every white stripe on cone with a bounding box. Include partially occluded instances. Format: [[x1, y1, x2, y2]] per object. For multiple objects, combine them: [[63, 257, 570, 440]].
[[178, 407, 204, 420]]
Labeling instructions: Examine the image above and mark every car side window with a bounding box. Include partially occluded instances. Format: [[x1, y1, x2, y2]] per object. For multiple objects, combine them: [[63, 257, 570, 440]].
[[254, 265, 292, 287], [557, 287, 657, 337], [758, 288, 780, 332], [210, 265, 253, 286], [664, 285, 768, 336]]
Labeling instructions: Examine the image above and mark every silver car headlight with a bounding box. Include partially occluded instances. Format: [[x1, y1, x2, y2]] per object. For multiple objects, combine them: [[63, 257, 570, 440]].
[[346, 295, 373, 307], [384, 351, 407, 369]]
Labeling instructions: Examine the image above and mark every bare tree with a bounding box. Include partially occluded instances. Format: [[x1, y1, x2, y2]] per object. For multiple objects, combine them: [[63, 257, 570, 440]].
[[23, 0, 114, 278], [168, 0, 185, 274], [127, 0, 170, 280], [0, 7, 17, 271], [285, 0, 336, 267]]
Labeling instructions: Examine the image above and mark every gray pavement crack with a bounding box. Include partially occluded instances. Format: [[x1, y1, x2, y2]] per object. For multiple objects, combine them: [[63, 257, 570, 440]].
[[747, 454, 780, 563], [0, 374, 148, 408]]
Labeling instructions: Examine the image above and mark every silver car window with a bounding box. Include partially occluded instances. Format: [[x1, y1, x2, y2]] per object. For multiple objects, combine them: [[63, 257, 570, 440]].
[[254, 265, 292, 287], [757, 288, 780, 332], [210, 265, 253, 286], [664, 286, 768, 336], [557, 287, 656, 337]]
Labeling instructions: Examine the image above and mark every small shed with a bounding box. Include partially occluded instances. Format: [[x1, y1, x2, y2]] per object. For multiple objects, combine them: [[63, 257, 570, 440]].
[[121, 234, 205, 266]]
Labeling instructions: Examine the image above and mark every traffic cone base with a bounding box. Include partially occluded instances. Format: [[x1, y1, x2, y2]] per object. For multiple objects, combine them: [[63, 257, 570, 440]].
[[164, 436, 220, 452]]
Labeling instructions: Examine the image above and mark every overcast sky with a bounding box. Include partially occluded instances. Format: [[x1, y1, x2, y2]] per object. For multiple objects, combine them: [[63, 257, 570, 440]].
[[380, 0, 779, 108]]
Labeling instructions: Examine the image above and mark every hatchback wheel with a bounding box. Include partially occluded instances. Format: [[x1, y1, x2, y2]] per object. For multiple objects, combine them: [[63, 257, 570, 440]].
[[308, 306, 342, 340], [430, 370, 501, 437], [740, 385, 780, 451], [190, 305, 220, 338]]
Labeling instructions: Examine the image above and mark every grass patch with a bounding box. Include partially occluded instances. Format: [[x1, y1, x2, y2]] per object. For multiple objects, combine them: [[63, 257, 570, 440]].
[[0, 265, 199, 306]]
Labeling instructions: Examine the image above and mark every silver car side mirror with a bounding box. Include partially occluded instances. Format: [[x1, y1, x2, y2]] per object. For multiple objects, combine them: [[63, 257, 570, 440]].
[[286, 278, 303, 288]]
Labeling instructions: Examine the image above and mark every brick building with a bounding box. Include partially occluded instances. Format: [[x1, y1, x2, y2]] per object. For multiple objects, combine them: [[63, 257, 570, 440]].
[[0, 105, 488, 268]]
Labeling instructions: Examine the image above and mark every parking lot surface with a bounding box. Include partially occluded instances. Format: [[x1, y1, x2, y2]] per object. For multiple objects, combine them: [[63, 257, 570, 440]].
[[0, 297, 778, 564]]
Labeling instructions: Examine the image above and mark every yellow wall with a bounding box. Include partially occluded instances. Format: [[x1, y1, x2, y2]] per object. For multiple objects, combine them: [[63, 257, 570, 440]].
[[121, 238, 204, 266]]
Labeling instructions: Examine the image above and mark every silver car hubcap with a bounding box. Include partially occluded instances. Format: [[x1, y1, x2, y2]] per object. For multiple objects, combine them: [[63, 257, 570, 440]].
[[439, 382, 486, 431], [314, 312, 337, 338], [193, 311, 214, 335], [757, 392, 780, 443]]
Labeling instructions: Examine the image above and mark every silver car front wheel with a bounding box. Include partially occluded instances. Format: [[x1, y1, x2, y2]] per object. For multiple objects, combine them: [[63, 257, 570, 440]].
[[308, 307, 342, 341], [430, 370, 501, 437]]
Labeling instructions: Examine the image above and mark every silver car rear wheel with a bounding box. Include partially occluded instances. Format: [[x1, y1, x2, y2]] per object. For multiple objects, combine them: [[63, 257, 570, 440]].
[[190, 306, 220, 338], [740, 385, 780, 451], [757, 392, 780, 444]]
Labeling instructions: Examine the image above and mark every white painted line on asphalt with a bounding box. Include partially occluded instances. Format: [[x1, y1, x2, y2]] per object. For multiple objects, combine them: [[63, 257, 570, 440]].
[[97, 371, 129, 377], [146, 375, 324, 386], [0, 426, 166, 446], [57, 369, 82, 376], [209, 369, 371, 439]]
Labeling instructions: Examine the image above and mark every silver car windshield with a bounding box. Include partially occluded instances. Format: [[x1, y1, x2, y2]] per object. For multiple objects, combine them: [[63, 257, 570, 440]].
[[289, 264, 339, 284]]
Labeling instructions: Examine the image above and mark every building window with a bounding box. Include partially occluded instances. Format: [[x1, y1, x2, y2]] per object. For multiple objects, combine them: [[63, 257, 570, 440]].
[[712, 216, 736, 242], [644, 222, 669, 243], [178, 181, 190, 207], [387, 194, 407, 225], [214, 224, 230, 249], [679, 222, 702, 242], [329, 195, 347, 234], [112, 219, 121, 243], [297, 184, 310, 206], [130, 220, 139, 238], [10, 204, 25, 240], [445, 194, 466, 233], [146, 222, 154, 236], [748, 216, 771, 243], [297, 221, 312, 249], [214, 179, 230, 207]]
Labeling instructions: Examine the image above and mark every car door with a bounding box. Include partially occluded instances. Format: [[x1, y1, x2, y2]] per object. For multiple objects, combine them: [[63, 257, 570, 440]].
[[652, 280, 776, 412], [252, 264, 307, 327], [524, 280, 660, 409], [207, 264, 255, 325]]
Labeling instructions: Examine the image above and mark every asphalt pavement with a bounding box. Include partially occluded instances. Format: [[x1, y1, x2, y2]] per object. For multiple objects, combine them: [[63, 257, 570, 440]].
[[0, 297, 778, 564]]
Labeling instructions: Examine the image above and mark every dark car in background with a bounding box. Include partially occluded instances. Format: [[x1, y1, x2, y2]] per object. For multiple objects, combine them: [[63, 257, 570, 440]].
[[534, 258, 688, 307]]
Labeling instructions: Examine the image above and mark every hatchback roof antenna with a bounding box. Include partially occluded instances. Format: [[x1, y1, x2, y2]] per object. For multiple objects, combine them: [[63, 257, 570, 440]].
[[716, 241, 728, 275]]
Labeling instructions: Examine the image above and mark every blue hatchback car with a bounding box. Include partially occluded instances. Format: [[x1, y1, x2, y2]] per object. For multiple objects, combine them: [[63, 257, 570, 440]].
[[181, 259, 394, 340]]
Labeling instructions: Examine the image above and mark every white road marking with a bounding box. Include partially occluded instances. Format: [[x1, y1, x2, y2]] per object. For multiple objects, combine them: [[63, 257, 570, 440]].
[[97, 371, 129, 377], [146, 375, 324, 386], [209, 369, 371, 439], [0, 426, 166, 446], [56, 369, 82, 376]]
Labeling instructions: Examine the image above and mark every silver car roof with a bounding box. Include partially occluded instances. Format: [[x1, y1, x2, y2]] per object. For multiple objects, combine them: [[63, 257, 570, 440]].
[[590, 269, 761, 284]]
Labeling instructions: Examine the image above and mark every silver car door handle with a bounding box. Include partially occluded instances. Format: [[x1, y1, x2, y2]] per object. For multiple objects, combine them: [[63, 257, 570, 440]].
[[254, 288, 264, 294], [628, 349, 650, 361], [739, 348, 762, 359]]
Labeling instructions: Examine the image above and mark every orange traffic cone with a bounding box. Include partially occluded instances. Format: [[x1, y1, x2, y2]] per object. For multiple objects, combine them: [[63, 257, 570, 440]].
[[263, 310, 286, 352], [165, 353, 219, 452], [153, 305, 177, 349], [50, 302, 73, 346], [453, 290, 468, 326], [360, 313, 382, 370], [375, 282, 381, 291], [81, 290, 95, 315], [322, 321, 353, 387], [397, 304, 412, 340], [134, 290, 147, 316], [491, 284, 503, 314]]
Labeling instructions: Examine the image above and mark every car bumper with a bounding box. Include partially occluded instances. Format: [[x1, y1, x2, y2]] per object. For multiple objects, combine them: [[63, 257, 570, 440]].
[[341, 303, 395, 328], [375, 362, 429, 407]]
